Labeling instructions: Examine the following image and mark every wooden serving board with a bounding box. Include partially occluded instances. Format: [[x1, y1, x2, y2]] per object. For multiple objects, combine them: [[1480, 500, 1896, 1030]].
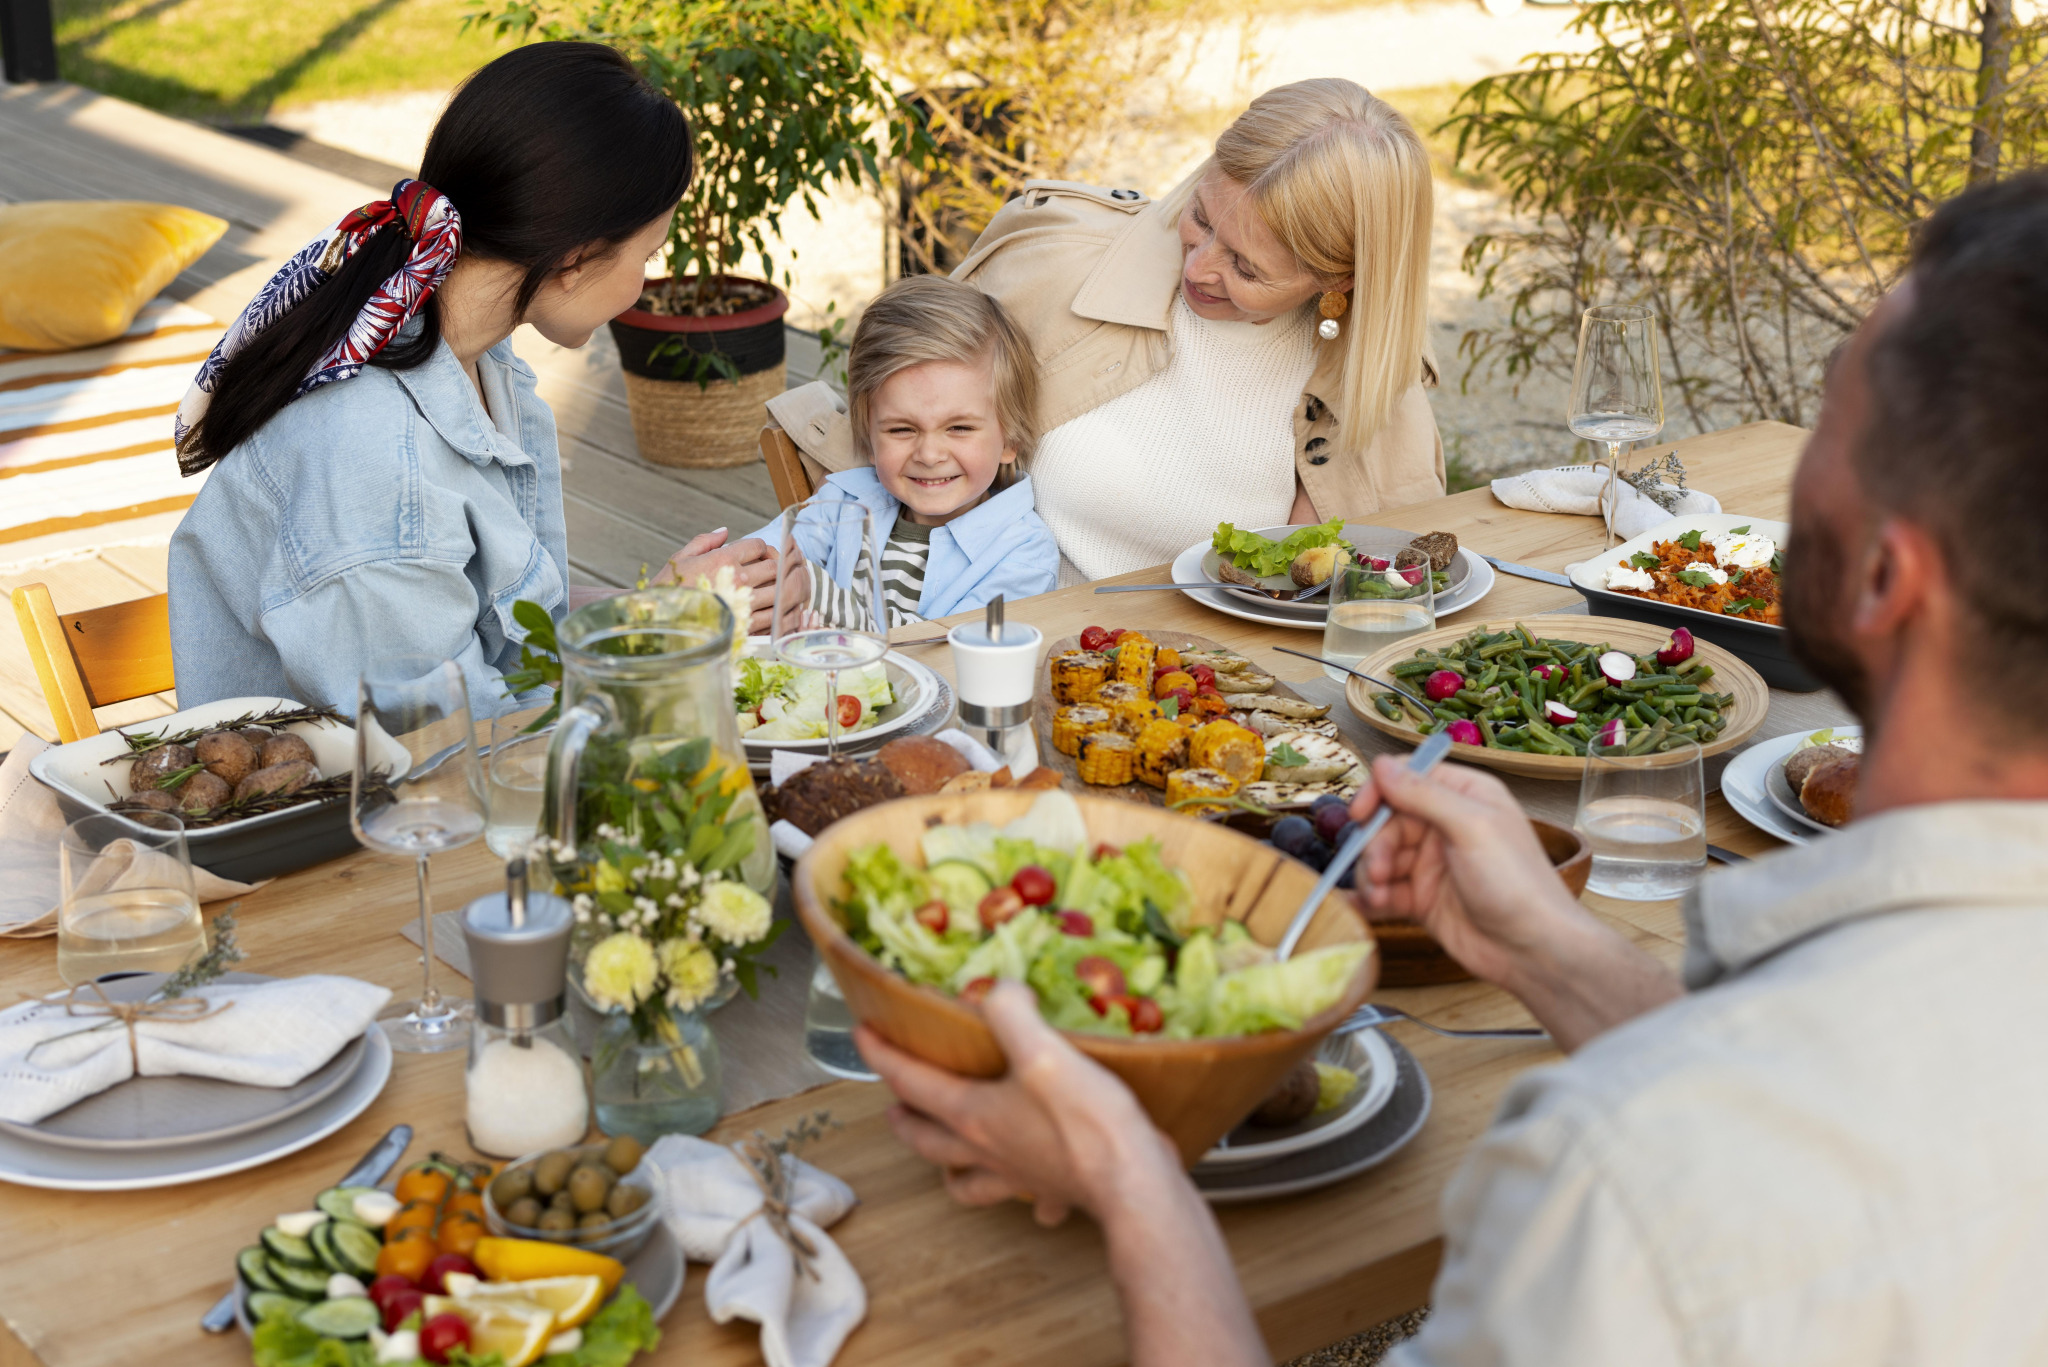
[[1034, 629, 1353, 807], [1343, 614, 1770, 780]]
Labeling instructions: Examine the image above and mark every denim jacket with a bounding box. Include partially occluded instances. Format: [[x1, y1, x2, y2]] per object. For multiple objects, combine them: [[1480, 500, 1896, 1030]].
[[168, 332, 568, 721], [742, 466, 1059, 621]]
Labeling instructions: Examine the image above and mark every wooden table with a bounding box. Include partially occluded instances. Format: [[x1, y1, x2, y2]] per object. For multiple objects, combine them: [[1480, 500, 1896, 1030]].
[[0, 421, 1822, 1367]]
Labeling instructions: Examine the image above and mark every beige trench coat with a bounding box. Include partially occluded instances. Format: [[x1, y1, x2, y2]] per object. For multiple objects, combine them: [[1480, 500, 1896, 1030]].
[[952, 179, 1446, 521]]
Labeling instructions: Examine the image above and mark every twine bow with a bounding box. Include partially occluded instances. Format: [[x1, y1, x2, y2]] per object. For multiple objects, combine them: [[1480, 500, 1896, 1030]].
[[23, 982, 234, 1073], [735, 1133, 823, 1281]]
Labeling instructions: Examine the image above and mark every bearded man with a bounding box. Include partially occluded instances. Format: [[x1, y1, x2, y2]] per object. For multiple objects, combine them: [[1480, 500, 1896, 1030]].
[[858, 173, 2048, 1366]]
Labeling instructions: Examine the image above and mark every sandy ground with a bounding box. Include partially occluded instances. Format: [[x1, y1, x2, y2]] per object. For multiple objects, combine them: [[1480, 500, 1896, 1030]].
[[270, 0, 1595, 480]]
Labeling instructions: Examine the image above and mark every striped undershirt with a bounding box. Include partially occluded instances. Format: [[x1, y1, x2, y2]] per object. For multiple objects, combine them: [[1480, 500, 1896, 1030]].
[[805, 514, 931, 629]]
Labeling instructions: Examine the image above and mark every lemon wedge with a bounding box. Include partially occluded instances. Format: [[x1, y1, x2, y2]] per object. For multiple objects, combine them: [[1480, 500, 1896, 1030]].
[[458, 1275, 607, 1330], [420, 1296, 555, 1367]]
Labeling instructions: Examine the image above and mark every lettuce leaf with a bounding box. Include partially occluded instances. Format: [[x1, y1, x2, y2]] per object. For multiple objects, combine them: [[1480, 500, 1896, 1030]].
[[1061, 838, 1188, 935], [734, 657, 799, 711], [251, 1321, 381, 1367], [1206, 942, 1372, 1035], [951, 909, 1057, 990], [543, 1286, 660, 1367], [1211, 518, 1347, 578]]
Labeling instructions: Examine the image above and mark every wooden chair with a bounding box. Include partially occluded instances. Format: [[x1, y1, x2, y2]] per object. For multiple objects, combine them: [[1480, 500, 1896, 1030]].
[[10, 583, 173, 743], [759, 422, 817, 510]]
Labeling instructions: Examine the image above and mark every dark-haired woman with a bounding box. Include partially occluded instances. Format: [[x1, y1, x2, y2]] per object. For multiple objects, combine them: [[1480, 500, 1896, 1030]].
[[168, 42, 781, 719]]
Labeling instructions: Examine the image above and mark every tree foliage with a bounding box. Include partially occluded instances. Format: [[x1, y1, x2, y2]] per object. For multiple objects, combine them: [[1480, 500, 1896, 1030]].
[[1446, 0, 2048, 431]]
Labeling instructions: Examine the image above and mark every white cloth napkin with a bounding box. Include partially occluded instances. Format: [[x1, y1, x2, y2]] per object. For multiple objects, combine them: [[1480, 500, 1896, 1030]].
[[0, 736, 264, 937], [0, 975, 390, 1124], [1490, 464, 1722, 542], [644, 1134, 864, 1367]]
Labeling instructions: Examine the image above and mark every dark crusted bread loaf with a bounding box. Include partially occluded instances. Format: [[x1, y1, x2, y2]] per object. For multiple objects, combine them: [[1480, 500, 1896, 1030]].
[[1783, 742, 1851, 794], [766, 759, 905, 836], [1798, 754, 1859, 828], [1407, 531, 1460, 572]]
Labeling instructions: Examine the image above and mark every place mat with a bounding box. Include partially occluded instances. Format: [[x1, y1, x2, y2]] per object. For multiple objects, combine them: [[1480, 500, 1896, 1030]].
[[401, 881, 832, 1116]]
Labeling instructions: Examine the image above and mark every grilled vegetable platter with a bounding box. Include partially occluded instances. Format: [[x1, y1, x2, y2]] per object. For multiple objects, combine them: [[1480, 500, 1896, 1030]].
[[1037, 628, 1367, 816]]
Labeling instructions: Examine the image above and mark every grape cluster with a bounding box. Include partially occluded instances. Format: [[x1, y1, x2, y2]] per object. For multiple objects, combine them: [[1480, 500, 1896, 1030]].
[[1267, 794, 1360, 890]]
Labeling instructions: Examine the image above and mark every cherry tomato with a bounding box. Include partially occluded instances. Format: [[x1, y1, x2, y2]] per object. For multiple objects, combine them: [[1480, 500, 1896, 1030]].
[[375, 1229, 436, 1284], [436, 1212, 485, 1257], [382, 1287, 426, 1333], [1091, 842, 1121, 861], [394, 1165, 450, 1207], [368, 1274, 417, 1313], [1078, 626, 1111, 652], [1126, 996, 1164, 1033], [444, 1190, 485, 1220], [1164, 688, 1194, 713], [423, 1252, 479, 1294], [959, 976, 997, 1004], [977, 886, 1026, 930], [1106, 628, 1128, 645], [386, 1201, 437, 1237], [1186, 664, 1216, 687], [419, 1312, 472, 1364], [1197, 683, 1221, 698], [836, 694, 863, 728], [1055, 910, 1095, 937], [1010, 865, 1056, 906], [1075, 955, 1126, 1005], [914, 899, 949, 934]]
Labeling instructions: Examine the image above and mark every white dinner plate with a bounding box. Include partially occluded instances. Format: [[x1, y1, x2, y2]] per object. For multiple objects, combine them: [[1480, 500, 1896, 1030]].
[[739, 645, 945, 755], [1719, 724, 1862, 847], [1198, 1027, 1397, 1168], [0, 1026, 391, 1191], [1169, 537, 1494, 632]]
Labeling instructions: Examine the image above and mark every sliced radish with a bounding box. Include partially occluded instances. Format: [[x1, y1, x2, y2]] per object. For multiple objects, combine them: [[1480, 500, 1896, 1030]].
[[1543, 700, 1579, 724], [1596, 718, 1628, 747], [1367, 556, 1391, 571], [1445, 719, 1484, 746], [1529, 663, 1555, 682], [1597, 651, 1637, 684], [1656, 628, 1696, 666], [1424, 669, 1465, 702]]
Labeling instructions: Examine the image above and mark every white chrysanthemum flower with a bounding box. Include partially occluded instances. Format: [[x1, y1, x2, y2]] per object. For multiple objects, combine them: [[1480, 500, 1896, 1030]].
[[696, 881, 771, 945], [694, 565, 753, 661], [582, 932, 657, 1012], [659, 938, 721, 1011]]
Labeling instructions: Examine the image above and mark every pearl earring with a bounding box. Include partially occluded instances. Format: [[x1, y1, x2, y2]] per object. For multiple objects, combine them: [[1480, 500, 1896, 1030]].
[[1317, 290, 1349, 341]]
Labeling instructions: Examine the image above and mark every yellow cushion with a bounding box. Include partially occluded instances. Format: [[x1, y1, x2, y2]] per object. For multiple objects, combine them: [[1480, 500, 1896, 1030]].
[[0, 201, 228, 352]]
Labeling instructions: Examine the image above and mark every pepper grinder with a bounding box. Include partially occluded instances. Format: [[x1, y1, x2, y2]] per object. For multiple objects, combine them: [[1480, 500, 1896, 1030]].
[[460, 859, 590, 1157], [949, 595, 1043, 777]]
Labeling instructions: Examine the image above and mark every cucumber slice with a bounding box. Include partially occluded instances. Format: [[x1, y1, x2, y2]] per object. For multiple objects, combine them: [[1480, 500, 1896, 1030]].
[[267, 1258, 332, 1298], [296, 1296, 381, 1339], [247, 1291, 313, 1323], [327, 1222, 382, 1280], [260, 1225, 319, 1267], [308, 1220, 342, 1274], [928, 860, 994, 912], [237, 1246, 282, 1293], [315, 1186, 380, 1222]]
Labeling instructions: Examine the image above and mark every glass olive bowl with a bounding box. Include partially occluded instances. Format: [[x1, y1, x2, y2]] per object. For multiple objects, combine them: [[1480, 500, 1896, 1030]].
[[482, 1141, 660, 1259]]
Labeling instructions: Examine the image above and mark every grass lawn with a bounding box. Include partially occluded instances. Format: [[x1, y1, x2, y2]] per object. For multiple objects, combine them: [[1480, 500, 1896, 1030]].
[[54, 0, 514, 122]]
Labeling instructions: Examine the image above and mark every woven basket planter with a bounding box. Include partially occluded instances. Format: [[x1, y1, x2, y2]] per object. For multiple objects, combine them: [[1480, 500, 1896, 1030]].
[[609, 276, 789, 470]]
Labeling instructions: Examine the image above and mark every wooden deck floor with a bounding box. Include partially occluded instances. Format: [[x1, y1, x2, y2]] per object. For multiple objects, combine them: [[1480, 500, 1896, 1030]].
[[0, 80, 817, 749]]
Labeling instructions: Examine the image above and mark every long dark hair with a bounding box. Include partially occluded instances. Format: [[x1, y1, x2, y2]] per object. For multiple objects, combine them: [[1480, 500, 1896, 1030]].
[[179, 41, 691, 472]]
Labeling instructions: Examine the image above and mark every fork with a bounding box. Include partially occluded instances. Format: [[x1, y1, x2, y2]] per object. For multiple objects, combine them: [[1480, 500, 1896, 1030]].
[[1338, 1002, 1548, 1041]]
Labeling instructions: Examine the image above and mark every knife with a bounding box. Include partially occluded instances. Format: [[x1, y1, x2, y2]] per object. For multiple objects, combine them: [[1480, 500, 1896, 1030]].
[[200, 1124, 413, 1333], [1481, 555, 1573, 588]]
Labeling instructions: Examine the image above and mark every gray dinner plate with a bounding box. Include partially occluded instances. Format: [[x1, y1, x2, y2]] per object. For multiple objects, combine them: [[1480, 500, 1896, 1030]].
[[1764, 758, 1836, 837], [1192, 1034, 1431, 1204], [0, 972, 369, 1151], [1200, 524, 1473, 614]]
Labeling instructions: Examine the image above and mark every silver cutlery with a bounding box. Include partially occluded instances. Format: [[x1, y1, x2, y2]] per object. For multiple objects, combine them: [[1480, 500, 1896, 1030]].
[[200, 1124, 413, 1332], [1480, 555, 1573, 588], [1274, 730, 1453, 961], [1707, 844, 1750, 864], [1269, 645, 1434, 713], [1339, 1002, 1548, 1040]]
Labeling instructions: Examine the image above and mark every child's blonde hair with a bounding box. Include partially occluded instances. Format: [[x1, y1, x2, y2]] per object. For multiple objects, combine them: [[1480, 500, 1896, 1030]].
[[846, 275, 1040, 468]]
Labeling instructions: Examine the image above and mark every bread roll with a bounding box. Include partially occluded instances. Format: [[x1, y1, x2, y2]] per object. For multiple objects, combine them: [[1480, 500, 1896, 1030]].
[[259, 733, 317, 770], [196, 730, 259, 787], [234, 759, 316, 803], [876, 736, 970, 794], [1798, 754, 1859, 827], [1782, 742, 1850, 794]]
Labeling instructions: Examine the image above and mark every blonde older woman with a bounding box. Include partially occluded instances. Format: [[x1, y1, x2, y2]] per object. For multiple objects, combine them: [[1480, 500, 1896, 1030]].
[[957, 78, 1440, 583]]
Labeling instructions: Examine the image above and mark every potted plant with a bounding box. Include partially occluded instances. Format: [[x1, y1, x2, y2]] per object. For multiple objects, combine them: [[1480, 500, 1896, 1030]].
[[472, 0, 929, 467]]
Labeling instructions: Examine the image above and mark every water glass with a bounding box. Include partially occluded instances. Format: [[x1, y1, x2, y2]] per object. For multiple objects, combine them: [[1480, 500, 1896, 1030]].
[[803, 956, 876, 1081], [57, 810, 205, 986], [1574, 737, 1707, 900], [485, 717, 551, 859], [1322, 555, 1435, 683], [771, 499, 886, 759]]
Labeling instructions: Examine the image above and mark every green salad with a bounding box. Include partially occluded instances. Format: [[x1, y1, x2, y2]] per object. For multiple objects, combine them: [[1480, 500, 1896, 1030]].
[[735, 656, 893, 742], [835, 792, 1370, 1037]]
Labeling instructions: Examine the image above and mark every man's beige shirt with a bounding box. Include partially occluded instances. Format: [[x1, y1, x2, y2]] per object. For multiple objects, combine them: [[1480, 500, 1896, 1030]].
[[1395, 800, 2048, 1366]]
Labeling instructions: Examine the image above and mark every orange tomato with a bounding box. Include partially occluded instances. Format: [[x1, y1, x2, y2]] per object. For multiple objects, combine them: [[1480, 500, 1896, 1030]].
[[1154, 647, 1181, 671], [375, 1228, 436, 1282], [386, 1201, 438, 1237], [394, 1165, 451, 1206], [445, 1191, 485, 1221], [436, 1212, 486, 1257]]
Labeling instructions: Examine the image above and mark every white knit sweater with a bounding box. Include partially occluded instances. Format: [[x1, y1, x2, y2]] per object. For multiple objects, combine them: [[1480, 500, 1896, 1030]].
[[1031, 294, 1318, 583]]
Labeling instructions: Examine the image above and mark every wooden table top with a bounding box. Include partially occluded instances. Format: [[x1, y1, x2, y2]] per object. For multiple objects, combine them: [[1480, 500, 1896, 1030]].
[[0, 421, 1817, 1367]]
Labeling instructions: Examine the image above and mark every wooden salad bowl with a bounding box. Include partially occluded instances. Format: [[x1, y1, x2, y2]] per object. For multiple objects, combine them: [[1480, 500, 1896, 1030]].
[[1370, 818, 1590, 986], [1345, 614, 1771, 781], [792, 792, 1378, 1167]]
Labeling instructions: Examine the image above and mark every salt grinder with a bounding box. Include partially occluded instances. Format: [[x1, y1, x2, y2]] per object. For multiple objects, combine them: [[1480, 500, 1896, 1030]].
[[460, 859, 589, 1156], [462, 859, 574, 1041], [949, 595, 1043, 772]]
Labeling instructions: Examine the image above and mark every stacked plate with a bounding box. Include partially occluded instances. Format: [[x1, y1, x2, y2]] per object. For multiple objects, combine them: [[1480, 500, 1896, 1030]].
[[1168, 524, 1496, 633], [1191, 1027, 1432, 1203], [1721, 725, 1861, 846], [0, 972, 391, 1191], [742, 646, 955, 777]]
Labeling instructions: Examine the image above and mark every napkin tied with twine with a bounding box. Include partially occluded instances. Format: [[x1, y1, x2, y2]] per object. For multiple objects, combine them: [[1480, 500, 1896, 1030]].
[[1490, 464, 1722, 542], [645, 1133, 864, 1367]]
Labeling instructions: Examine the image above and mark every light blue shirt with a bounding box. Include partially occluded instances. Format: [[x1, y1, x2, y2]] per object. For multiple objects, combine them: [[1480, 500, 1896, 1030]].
[[168, 332, 568, 721], [743, 466, 1059, 620]]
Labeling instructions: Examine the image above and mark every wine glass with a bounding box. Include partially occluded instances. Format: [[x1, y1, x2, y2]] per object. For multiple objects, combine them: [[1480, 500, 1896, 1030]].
[[1567, 303, 1666, 544], [352, 654, 486, 1052], [771, 499, 886, 760]]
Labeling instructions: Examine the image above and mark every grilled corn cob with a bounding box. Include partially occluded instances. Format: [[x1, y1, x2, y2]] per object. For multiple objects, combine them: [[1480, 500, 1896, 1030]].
[[1094, 682, 1159, 734], [1077, 731, 1137, 786], [1189, 720, 1265, 785], [1051, 704, 1114, 757], [1050, 650, 1110, 704], [1112, 632, 1156, 687], [1165, 767, 1238, 814], [1133, 718, 1190, 789]]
